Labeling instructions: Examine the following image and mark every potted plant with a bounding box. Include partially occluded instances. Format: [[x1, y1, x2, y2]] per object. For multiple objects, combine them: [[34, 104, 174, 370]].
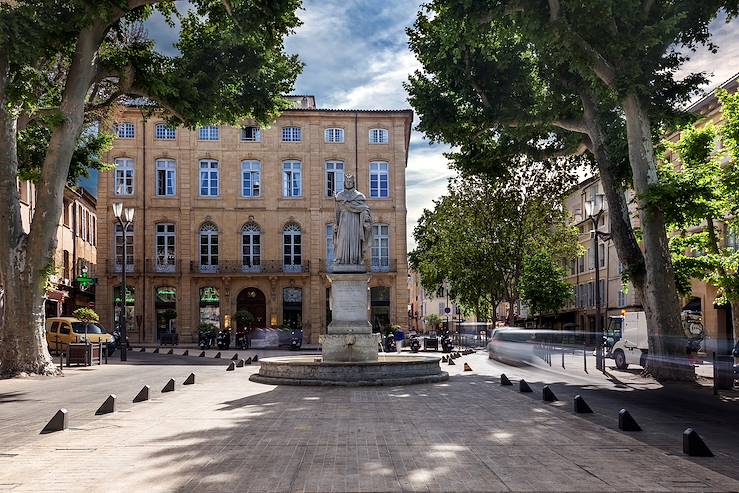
[[73, 307, 99, 340]]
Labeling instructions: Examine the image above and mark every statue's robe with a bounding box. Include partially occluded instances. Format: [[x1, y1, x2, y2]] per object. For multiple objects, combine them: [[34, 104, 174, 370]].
[[334, 188, 372, 265]]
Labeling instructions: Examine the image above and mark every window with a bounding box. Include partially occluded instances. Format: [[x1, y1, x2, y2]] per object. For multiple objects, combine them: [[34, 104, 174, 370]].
[[370, 161, 389, 198], [282, 126, 302, 142], [155, 223, 176, 272], [282, 160, 302, 197], [618, 261, 625, 274], [199, 223, 219, 272], [599, 243, 605, 268], [369, 128, 388, 144], [198, 126, 220, 141], [283, 223, 302, 271], [569, 259, 576, 276], [371, 224, 390, 272], [727, 225, 738, 251], [588, 281, 594, 307], [241, 126, 261, 142], [81, 208, 87, 242], [587, 246, 594, 270], [325, 160, 344, 197], [324, 128, 344, 143], [241, 160, 261, 197], [114, 158, 134, 195], [154, 123, 176, 140], [326, 223, 335, 270], [618, 289, 626, 308], [241, 224, 261, 272], [92, 216, 96, 246], [199, 160, 219, 196], [598, 279, 605, 305], [114, 223, 134, 271], [156, 159, 176, 196], [115, 122, 134, 139]]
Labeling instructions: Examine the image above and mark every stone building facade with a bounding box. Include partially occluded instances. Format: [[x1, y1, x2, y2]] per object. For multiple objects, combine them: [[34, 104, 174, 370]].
[[17, 180, 98, 317], [97, 96, 412, 345]]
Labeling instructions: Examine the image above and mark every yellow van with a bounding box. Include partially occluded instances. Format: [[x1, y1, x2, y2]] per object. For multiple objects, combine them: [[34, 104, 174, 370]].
[[46, 317, 114, 354]]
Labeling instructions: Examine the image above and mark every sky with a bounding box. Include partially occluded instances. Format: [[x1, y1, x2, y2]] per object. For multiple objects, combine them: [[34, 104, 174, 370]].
[[145, 1, 739, 249]]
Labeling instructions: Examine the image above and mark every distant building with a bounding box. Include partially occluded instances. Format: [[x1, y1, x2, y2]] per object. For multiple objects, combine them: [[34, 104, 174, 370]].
[[97, 96, 413, 344], [17, 180, 98, 317], [408, 271, 474, 332]]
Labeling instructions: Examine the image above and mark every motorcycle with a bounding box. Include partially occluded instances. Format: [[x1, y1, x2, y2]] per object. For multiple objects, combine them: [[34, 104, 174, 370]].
[[235, 328, 248, 350], [440, 330, 453, 353], [216, 329, 231, 350], [384, 334, 396, 352], [289, 330, 303, 351], [409, 334, 421, 353], [110, 329, 129, 356]]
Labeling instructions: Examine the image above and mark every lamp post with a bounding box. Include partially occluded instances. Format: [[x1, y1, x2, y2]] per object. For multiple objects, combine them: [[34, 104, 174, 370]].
[[585, 193, 611, 373], [113, 202, 134, 362]]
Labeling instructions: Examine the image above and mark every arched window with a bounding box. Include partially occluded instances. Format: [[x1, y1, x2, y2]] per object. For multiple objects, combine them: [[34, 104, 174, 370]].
[[241, 223, 261, 272], [283, 223, 302, 272], [199, 223, 219, 272]]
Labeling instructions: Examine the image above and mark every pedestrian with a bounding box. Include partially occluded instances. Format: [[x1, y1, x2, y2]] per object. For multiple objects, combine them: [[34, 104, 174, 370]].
[[393, 326, 405, 353]]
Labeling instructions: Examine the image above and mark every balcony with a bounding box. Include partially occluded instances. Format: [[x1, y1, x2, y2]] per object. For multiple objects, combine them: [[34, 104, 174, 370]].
[[145, 259, 183, 275], [189, 260, 310, 275], [106, 259, 141, 275], [318, 258, 397, 273]]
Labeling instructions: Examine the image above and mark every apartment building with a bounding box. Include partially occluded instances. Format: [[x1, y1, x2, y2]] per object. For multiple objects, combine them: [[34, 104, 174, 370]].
[[97, 96, 413, 345], [17, 180, 98, 317]]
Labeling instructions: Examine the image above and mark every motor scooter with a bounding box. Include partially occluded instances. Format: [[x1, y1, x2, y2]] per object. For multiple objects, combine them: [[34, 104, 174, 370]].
[[384, 334, 396, 352], [440, 330, 453, 353], [235, 327, 248, 350], [198, 328, 215, 350], [289, 330, 303, 351], [216, 329, 231, 350], [409, 334, 421, 353]]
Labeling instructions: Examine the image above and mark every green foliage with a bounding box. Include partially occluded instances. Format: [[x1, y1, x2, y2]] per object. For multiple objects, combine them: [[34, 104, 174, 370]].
[[198, 323, 217, 336], [72, 307, 99, 324], [423, 314, 442, 330], [233, 310, 255, 326], [654, 90, 739, 305], [410, 169, 578, 322], [519, 252, 573, 316], [161, 309, 177, 321]]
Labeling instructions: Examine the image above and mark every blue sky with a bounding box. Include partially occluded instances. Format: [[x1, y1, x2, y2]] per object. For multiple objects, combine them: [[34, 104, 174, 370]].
[[146, 1, 739, 248]]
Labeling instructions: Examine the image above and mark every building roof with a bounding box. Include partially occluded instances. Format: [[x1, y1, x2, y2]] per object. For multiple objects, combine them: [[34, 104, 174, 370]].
[[686, 71, 739, 114]]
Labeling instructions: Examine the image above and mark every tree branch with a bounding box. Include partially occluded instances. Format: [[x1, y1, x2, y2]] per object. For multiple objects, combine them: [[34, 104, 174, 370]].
[[463, 50, 493, 110]]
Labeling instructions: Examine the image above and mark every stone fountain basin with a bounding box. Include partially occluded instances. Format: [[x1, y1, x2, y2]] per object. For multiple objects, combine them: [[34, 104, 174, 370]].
[[249, 354, 449, 386]]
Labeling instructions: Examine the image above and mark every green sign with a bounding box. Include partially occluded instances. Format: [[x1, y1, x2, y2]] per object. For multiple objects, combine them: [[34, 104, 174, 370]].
[[114, 287, 134, 305], [75, 272, 96, 290], [200, 287, 219, 304]]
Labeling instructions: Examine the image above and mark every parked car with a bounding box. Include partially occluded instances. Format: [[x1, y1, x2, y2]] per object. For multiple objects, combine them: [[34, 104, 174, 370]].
[[45, 317, 115, 355], [486, 327, 537, 365]]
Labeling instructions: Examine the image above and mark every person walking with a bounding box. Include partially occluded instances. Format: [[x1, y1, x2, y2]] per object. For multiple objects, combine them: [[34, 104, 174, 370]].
[[393, 327, 405, 353]]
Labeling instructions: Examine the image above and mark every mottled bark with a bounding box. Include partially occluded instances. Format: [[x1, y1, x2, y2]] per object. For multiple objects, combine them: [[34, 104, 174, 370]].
[[621, 93, 693, 381]]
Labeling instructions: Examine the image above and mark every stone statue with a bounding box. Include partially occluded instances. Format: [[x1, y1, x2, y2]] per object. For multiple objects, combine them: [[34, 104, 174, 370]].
[[334, 174, 372, 267]]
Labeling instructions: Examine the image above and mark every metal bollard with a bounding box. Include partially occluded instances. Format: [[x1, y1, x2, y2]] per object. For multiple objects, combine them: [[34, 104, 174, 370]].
[[562, 350, 565, 369], [583, 346, 587, 373]]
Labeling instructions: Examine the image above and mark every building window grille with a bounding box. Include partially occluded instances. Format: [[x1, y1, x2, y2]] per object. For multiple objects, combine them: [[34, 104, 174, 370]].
[[324, 127, 344, 143], [155, 123, 176, 140], [370, 161, 389, 198]]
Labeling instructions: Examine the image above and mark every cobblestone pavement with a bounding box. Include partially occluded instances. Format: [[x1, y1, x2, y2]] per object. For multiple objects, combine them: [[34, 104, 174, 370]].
[[1, 350, 738, 492]]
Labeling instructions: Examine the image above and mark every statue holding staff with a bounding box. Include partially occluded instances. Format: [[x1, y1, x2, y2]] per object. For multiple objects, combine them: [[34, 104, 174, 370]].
[[334, 174, 372, 267]]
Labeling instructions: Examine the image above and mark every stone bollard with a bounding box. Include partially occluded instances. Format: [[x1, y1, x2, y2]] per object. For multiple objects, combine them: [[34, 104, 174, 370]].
[[199, 351, 206, 357], [448, 357, 456, 365], [518, 379, 533, 393], [226, 361, 236, 371], [231, 353, 239, 361], [41, 409, 68, 434], [245, 357, 252, 365], [683, 428, 713, 457], [618, 409, 641, 431], [573, 395, 593, 413], [253, 354, 259, 362], [153, 348, 159, 354], [162, 378, 175, 393], [95, 394, 117, 415], [182, 350, 189, 356], [139, 347, 146, 352], [463, 363, 472, 371], [183, 373, 195, 385], [133, 385, 150, 403], [500, 374, 512, 386], [214, 352, 221, 359], [166, 349, 173, 355], [542, 386, 558, 402], [236, 359, 245, 368], [441, 355, 447, 363]]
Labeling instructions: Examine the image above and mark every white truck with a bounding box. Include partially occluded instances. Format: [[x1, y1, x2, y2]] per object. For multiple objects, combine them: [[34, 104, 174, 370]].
[[607, 310, 704, 370]]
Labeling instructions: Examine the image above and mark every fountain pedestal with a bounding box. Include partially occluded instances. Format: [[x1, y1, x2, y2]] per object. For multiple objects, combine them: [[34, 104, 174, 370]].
[[321, 271, 379, 362]]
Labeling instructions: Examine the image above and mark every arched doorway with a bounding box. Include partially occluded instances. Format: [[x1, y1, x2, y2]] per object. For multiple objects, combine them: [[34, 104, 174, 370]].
[[236, 287, 266, 329]]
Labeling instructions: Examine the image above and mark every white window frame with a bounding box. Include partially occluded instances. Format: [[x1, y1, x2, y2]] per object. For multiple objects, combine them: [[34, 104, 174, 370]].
[[369, 128, 388, 144], [115, 122, 135, 139], [199, 160, 219, 197], [114, 223, 134, 272], [326, 223, 335, 271], [199, 223, 219, 272], [324, 127, 344, 143], [198, 126, 220, 141], [241, 224, 261, 272], [282, 126, 302, 142], [155, 223, 176, 272], [371, 224, 390, 272], [618, 289, 626, 308], [282, 160, 302, 197], [154, 123, 176, 140], [155, 159, 176, 196], [241, 160, 261, 197], [325, 160, 345, 197], [241, 126, 261, 142], [369, 161, 389, 198], [114, 158, 134, 195], [283, 224, 302, 271]]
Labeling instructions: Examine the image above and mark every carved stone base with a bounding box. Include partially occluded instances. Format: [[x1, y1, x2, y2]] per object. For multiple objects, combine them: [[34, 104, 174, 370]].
[[321, 333, 380, 362], [326, 272, 372, 334]]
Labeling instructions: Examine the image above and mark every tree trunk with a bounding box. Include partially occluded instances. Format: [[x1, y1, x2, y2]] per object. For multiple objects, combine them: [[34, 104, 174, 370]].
[[621, 93, 693, 381]]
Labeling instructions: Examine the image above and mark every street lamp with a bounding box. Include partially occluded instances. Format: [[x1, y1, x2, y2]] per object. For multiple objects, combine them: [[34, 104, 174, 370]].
[[113, 202, 134, 362], [584, 193, 611, 372]]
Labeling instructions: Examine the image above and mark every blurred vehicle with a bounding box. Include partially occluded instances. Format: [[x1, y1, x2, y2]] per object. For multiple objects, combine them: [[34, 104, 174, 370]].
[[383, 333, 396, 352], [198, 325, 216, 350], [409, 334, 421, 352], [609, 310, 705, 370], [289, 329, 303, 350], [440, 330, 453, 353], [486, 327, 536, 365], [45, 317, 115, 355], [216, 329, 231, 350]]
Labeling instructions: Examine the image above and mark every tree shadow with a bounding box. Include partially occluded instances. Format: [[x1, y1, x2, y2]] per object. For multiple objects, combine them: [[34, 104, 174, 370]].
[[0, 391, 31, 403]]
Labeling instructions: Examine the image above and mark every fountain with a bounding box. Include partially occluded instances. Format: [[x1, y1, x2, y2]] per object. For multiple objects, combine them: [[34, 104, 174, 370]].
[[249, 175, 448, 386]]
